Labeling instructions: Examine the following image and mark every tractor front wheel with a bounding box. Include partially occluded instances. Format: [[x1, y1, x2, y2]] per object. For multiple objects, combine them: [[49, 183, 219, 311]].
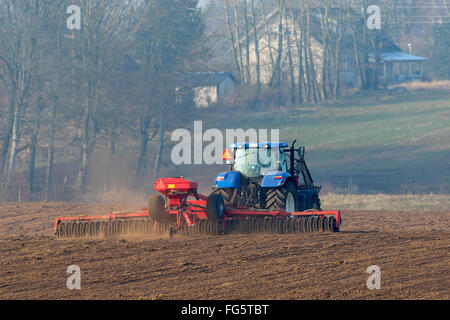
[[206, 194, 225, 221], [211, 188, 237, 207]]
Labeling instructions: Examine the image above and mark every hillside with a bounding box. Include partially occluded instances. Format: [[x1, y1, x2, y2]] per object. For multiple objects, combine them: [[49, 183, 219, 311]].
[[187, 87, 450, 194], [3, 87, 449, 201]]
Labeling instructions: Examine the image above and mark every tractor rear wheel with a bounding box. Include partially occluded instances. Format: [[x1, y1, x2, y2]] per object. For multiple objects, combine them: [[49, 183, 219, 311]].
[[206, 194, 225, 221], [148, 194, 175, 224], [265, 182, 299, 212]]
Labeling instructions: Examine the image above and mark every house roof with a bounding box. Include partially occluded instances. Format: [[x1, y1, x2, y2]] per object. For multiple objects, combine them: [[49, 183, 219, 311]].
[[369, 52, 429, 62], [381, 52, 429, 62], [180, 72, 235, 88]]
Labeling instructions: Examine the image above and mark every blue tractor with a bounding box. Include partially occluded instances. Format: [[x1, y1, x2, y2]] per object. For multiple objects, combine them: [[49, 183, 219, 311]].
[[211, 141, 321, 212]]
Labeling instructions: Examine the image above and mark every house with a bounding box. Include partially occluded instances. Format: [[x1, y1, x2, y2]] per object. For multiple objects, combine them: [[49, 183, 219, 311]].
[[176, 72, 236, 108], [369, 50, 429, 86], [244, 7, 359, 89]]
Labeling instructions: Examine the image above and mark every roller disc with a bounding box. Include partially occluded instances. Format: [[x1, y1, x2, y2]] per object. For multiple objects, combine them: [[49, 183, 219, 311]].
[[263, 218, 270, 233], [69, 222, 76, 237], [134, 220, 141, 234], [319, 217, 325, 232], [111, 220, 118, 237], [59, 223, 67, 237], [283, 218, 290, 234], [80, 222, 88, 237], [305, 217, 311, 233], [317, 217, 323, 232], [63, 223, 69, 237], [330, 217, 337, 232], [244, 219, 251, 233], [144, 220, 152, 234], [294, 218, 300, 233], [301, 217, 308, 233], [78, 223, 85, 237], [276, 219, 282, 233], [312, 217, 319, 232], [191, 222, 199, 235], [255, 218, 263, 233], [56, 224, 62, 238], [312, 217, 318, 232], [94, 221, 101, 236], [272, 218, 278, 233], [204, 221, 211, 234], [72, 223, 79, 237]]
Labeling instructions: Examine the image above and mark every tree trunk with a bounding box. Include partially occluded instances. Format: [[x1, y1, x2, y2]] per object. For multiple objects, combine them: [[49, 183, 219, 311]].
[[269, 0, 284, 92], [305, 4, 319, 103], [333, 1, 344, 100], [292, 9, 305, 105], [303, 22, 311, 104], [284, 10, 296, 105], [250, 0, 260, 97], [4, 95, 24, 192], [46, 96, 57, 201], [136, 129, 149, 178], [76, 102, 93, 193], [152, 114, 165, 179], [28, 102, 42, 201], [233, 0, 246, 85], [319, 2, 330, 101], [349, 5, 365, 90], [224, 0, 242, 82], [243, 0, 251, 86], [259, 2, 276, 74], [361, 0, 369, 89], [0, 86, 15, 181]]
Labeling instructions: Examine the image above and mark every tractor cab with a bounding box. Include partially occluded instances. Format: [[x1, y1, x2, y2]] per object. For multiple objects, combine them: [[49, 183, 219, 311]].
[[229, 142, 289, 178], [213, 140, 320, 211]]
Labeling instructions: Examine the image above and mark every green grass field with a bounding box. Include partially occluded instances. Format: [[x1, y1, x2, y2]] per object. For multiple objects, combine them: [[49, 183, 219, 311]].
[[196, 88, 450, 194]]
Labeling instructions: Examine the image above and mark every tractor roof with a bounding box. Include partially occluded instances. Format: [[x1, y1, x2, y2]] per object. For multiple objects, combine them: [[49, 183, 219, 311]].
[[230, 142, 288, 149]]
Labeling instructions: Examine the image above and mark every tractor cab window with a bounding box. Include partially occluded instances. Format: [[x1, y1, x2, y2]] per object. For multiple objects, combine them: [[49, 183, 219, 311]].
[[234, 147, 281, 178], [279, 149, 288, 172]]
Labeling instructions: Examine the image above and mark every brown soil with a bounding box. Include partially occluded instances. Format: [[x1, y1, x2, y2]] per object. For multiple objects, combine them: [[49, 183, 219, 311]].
[[0, 202, 448, 299]]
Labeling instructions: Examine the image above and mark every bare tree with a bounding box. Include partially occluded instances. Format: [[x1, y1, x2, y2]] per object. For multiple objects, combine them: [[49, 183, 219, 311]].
[[291, 6, 306, 105], [269, 0, 285, 106], [0, 1, 45, 196], [243, 0, 251, 86], [333, 0, 345, 99], [233, 0, 246, 84], [73, 0, 137, 192], [224, 0, 243, 82], [250, 0, 261, 97]]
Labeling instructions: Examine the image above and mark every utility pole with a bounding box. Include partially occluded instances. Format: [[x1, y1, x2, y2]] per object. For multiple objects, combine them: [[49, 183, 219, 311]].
[[408, 43, 412, 76]]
